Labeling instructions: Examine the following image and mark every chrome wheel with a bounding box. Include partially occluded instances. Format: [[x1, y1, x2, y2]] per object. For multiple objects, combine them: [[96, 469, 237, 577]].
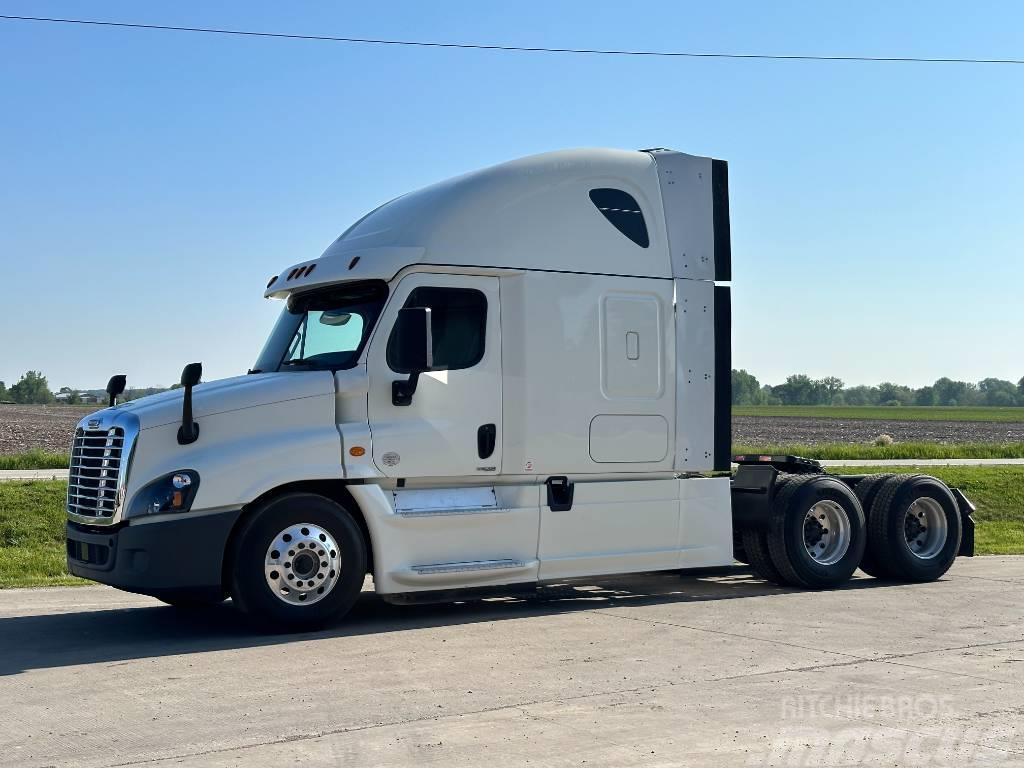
[[264, 523, 341, 606], [802, 500, 851, 566], [904, 497, 948, 559]]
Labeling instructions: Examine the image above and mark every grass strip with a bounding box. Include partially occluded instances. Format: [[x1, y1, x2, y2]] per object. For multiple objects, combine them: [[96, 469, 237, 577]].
[[0, 480, 82, 587], [0, 450, 70, 470]]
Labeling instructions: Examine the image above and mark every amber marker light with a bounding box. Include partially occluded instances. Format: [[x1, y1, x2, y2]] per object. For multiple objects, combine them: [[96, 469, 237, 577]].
[[349, 446, 366, 457]]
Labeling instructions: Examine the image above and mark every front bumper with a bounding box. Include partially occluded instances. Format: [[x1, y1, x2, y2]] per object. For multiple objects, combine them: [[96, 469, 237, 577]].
[[66, 509, 242, 600]]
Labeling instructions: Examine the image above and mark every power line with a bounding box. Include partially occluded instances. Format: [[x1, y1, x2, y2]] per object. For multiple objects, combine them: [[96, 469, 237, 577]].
[[2, 13, 1023, 66]]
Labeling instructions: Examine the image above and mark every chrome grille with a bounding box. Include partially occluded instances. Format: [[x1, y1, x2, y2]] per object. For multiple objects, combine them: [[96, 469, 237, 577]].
[[67, 427, 125, 520]]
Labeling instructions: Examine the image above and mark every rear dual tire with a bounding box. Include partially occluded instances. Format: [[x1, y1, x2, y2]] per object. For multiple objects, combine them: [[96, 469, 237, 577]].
[[741, 474, 794, 585], [863, 474, 961, 582], [742, 474, 866, 589], [852, 473, 895, 577], [765, 475, 866, 588]]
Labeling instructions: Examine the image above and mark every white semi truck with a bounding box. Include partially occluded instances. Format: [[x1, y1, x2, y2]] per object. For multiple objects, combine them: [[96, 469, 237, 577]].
[[65, 148, 975, 629]]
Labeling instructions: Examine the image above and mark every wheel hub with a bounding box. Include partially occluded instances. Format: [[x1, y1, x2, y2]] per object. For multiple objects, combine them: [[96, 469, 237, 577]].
[[264, 523, 341, 606], [801, 500, 851, 566], [903, 497, 948, 560]]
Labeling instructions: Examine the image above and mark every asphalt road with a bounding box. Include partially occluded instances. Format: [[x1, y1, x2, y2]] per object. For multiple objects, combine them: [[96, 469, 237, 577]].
[[2, 559, 1023, 767]]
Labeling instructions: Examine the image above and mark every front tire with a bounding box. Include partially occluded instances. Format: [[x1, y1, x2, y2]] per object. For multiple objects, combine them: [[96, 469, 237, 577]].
[[230, 493, 367, 631]]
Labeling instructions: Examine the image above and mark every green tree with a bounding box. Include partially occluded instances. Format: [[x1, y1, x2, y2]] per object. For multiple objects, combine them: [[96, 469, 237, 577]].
[[933, 377, 971, 406], [877, 382, 914, 406], [914, 386, 936, 406], [1019, 376, 1024, 400], [0, 380, 7, 401], [843, 385, 880, 406], [818, 376, 844, 404], [773, 374, 824, 405], [9, 371, 55, 404], [978, 378, 1020, 407], [731, 369, 763, 405]]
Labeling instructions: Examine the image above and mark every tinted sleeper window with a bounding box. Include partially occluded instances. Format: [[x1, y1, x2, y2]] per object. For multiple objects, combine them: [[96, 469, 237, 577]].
[[589, 188, 650, 248]]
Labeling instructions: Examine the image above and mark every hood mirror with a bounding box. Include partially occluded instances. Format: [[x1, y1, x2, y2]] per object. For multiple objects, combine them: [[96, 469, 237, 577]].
[[106, 375, 127, 407]]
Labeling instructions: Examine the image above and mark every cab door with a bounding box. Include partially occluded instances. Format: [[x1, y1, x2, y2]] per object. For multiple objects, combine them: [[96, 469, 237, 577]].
[[366, 273, 502, 479]]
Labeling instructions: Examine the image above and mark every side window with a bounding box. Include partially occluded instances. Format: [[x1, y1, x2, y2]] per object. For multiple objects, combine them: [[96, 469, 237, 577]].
[[387, 286, 487, 372]]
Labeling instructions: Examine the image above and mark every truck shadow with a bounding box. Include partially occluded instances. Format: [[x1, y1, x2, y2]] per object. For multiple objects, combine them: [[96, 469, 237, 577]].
[[0, 567, 909, 676]]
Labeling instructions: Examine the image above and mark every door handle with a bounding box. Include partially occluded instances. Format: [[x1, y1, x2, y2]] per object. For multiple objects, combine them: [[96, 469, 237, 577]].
[[546, 476, 574, 512], [477, 423, 496, 459]]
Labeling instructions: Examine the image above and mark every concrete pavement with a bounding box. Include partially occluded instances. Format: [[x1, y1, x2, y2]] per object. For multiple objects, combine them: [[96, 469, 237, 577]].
[[1, 558, 1023, 767], [0, 468, 70, 481]]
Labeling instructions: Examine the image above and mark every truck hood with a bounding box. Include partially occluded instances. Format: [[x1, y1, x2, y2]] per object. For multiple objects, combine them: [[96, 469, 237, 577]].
[[108, 372, 336, 430]]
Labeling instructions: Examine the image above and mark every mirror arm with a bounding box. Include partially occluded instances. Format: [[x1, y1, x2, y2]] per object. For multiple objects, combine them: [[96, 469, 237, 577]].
[[177, 362, 202, 445], [177, 382, 200, 444], [392, 371, 421, 407]]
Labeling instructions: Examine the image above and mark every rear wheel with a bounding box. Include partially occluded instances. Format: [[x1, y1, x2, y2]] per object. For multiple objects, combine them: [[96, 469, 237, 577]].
[[742, 528, 784, 584], [867, 475, 961, 582], [741, 474, 794, 585], [766, 474, 866, 588], [852, 473, 896, 578], [229, 493, 367, 631]]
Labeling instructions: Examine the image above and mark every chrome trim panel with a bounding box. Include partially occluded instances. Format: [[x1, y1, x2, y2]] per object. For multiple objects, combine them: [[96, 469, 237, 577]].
[[411, 559, 526, 575], [392, 486, 498, 513], [396, 506, 512, 518], [66, 410, 140, 527]]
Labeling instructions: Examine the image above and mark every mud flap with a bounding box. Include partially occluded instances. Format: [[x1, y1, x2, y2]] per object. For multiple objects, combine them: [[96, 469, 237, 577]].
[[950, 487, 976, 557]]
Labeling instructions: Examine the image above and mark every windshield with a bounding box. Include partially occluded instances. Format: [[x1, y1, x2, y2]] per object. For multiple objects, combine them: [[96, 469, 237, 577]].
[[253, 280, 388, 372]]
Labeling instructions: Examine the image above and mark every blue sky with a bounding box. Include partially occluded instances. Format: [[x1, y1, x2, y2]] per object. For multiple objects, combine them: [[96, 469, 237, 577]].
[[1, 1, 1022, 390]]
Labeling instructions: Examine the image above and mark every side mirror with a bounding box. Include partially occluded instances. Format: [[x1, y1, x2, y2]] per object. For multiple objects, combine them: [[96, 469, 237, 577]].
[[391, 307, 433, 406], [106, 375, 127, 407], [391, 307, 433, 373], [177, 362, 202, 445]]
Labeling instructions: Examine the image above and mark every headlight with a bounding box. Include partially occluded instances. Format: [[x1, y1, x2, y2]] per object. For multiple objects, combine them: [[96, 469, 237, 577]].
[[126, 470, 200, 519]]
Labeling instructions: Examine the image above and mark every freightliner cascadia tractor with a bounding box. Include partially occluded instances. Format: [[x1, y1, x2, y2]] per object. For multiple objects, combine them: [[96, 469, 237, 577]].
[[65, 148, 975, 629]]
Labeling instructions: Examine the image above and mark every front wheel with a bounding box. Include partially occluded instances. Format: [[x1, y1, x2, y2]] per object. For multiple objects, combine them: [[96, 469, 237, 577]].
[[229, 493, 367, 631]]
